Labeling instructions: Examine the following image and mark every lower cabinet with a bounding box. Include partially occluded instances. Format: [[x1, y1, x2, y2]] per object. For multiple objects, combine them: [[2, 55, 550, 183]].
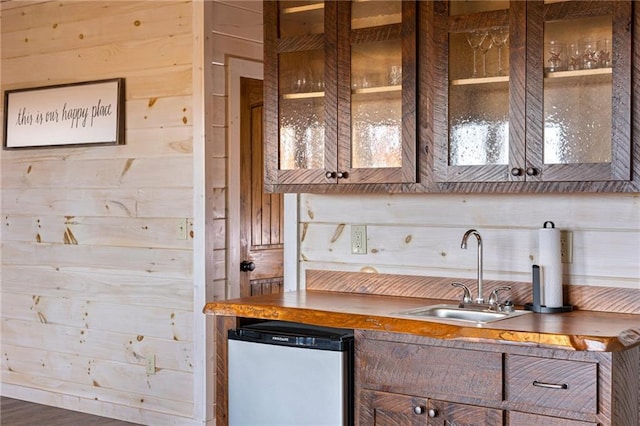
[[360, 390, 504, 425], [355, 330, 639, 426]]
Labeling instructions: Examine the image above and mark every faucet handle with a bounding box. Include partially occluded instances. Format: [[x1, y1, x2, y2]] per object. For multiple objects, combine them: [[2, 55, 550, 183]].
[[451, 282, 472, 304], [488, 286, 512, 306]]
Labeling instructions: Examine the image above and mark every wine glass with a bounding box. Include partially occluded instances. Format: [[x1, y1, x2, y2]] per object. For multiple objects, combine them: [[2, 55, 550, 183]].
[[466, 30, 487, 78], [489, 26, 509, 76], [478, 33, 494, 77]]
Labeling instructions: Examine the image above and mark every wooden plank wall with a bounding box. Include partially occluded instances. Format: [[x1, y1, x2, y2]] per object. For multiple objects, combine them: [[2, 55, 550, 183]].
[[0, 1, 200, 424], [207, 0, 263, 421], [208, 0, 263, 300], [299, 193, 640, 295]]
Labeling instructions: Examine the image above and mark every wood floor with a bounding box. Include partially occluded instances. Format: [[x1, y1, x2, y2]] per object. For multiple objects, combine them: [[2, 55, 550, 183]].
[[0, 397, 141, 425]]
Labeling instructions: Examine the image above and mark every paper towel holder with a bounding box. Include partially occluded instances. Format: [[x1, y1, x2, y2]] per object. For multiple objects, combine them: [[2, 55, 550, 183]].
[[524, 264, 573, 313]]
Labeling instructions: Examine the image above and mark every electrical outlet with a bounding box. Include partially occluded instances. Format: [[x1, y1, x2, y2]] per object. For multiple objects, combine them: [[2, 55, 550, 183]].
[[146, 354, 156, 376], [351, 225, 367, 254], [560, 231, 573, 264]]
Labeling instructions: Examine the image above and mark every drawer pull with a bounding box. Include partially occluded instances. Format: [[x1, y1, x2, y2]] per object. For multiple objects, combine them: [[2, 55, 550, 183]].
[[532, 380, 568, 390]]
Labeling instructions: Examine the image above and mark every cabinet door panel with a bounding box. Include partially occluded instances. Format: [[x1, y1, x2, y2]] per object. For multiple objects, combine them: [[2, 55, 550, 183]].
[[338, 0, 416, 185], [433, 2, 523, 183], [427, 399, 504, 426], [525, 1, 632, 182], [360, 390, 427, 426]]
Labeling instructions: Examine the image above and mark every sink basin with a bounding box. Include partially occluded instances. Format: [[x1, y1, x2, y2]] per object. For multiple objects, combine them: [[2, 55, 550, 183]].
[[392, 304, 531, 324]]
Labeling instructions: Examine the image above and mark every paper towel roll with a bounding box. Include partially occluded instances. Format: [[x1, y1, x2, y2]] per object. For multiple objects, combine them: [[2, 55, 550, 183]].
[[539, 221, 563, 308]]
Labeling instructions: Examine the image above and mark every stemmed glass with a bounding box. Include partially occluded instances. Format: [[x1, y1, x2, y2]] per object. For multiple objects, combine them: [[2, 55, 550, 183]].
[[489, 26, 509, 76], [466, 30, 487, 78], [478, 33, 494, 77]]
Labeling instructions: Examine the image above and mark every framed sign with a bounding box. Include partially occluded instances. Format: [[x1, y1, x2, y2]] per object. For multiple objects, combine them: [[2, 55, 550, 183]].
[[3, 78, 125, 149]]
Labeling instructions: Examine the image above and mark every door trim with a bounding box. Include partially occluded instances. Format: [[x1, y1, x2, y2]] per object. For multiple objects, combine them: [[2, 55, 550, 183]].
[[228, 57, 298, 299]]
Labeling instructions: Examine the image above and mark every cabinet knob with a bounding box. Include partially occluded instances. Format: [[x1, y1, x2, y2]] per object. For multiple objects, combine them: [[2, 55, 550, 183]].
[[337, 171, 348, 179], [325, 171, 336, 179], [526, 167, 539, 176], [510, 167, 523, 177], [413, 406, 424, 415], [428, 408, 438, 418]]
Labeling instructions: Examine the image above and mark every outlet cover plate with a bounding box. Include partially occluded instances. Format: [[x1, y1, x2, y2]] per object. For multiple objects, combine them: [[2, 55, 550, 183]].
[[560, 230, 573, 264], [351, 225, 367, 254]]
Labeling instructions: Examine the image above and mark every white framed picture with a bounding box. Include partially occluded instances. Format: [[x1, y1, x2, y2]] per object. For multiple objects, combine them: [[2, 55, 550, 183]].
[[3, 78, 125, 149]]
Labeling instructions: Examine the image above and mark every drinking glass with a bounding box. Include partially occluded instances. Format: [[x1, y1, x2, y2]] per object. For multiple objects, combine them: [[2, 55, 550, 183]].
[[597, 38, 611, 68], [567, 42, 581, 71], [478, 33, 493, 77], [466, 30, 487, 78], [546, 40, 566, 72], [489, 26, 509, 76], [580, 38, 598, 70], [388, 65, 402, 86]]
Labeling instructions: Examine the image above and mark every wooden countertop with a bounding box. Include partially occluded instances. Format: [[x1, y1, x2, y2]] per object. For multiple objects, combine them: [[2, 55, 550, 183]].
[[203, 290, 640, 352]]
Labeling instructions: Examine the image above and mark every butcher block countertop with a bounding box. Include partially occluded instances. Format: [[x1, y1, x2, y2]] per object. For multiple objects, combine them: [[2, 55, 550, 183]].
[[203, 290, 640, 352]]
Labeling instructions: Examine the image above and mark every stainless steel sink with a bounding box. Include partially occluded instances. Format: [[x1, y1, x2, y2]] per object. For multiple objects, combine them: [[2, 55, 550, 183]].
[[392, 304, 531, 324]]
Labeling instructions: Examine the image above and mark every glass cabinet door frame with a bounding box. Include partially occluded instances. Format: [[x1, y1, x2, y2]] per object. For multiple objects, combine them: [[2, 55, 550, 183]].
[[336, 0, 416, 185], [525, 0, 632, 183], [264, 0, 336, 187], [432, 1, 521, 183]]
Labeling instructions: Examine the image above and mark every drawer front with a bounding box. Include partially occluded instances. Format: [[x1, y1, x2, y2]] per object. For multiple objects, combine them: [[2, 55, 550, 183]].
[[506, 355, 597, 414], [357, 339, 503, 401], [508, 411, 597, 425]]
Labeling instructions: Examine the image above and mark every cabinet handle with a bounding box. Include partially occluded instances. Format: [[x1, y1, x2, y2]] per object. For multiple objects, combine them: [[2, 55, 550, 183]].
[[510, 167, 523, 177], [526, 167, 539, 176], [337, 171, 348, 179], [413, 406, 424, 415], [325, 171, 336, 179], [428, 408, 438, 418], [533, 380, 568, 390]]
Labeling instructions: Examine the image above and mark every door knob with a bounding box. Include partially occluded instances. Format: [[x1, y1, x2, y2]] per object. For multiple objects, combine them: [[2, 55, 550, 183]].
[[240, 261, 255, 272]]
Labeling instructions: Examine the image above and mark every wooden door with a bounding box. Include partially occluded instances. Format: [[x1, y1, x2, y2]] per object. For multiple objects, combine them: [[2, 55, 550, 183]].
[[240, 78, 284, 297]]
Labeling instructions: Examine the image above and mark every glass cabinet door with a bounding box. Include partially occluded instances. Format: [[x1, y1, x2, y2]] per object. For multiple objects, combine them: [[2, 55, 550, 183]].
[[337, 0, 416, 184], [264, 1, 332, 186], [433, 0, 517, 183], [526, 0, 631, 182]]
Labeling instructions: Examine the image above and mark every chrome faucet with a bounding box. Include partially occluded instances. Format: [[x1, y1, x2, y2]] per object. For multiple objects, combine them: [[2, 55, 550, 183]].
[[461, 229, 484, 303]]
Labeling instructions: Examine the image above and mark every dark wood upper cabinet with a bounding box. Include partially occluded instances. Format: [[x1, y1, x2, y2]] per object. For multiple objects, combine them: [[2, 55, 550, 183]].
[[432, 1, 634, 186], [264, 1, 639, 193], [263, 0, 416, 192]]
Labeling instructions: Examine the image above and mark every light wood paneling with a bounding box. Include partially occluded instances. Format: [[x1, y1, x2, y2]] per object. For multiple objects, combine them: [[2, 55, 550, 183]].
[[299, 193, 640, 290], [0, 0, 197, 424], [2, 2, 192, 58]]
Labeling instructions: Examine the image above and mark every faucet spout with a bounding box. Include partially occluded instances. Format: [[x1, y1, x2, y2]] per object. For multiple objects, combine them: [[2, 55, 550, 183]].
[[461, 229, 484, 303]]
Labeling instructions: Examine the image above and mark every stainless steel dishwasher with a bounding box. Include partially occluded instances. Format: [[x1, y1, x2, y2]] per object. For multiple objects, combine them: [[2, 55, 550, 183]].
[[228, 321, 354, 426]]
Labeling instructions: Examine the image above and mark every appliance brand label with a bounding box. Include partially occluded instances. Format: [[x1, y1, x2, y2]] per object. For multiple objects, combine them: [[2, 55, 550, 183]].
[[271, 336, 290, 342]]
